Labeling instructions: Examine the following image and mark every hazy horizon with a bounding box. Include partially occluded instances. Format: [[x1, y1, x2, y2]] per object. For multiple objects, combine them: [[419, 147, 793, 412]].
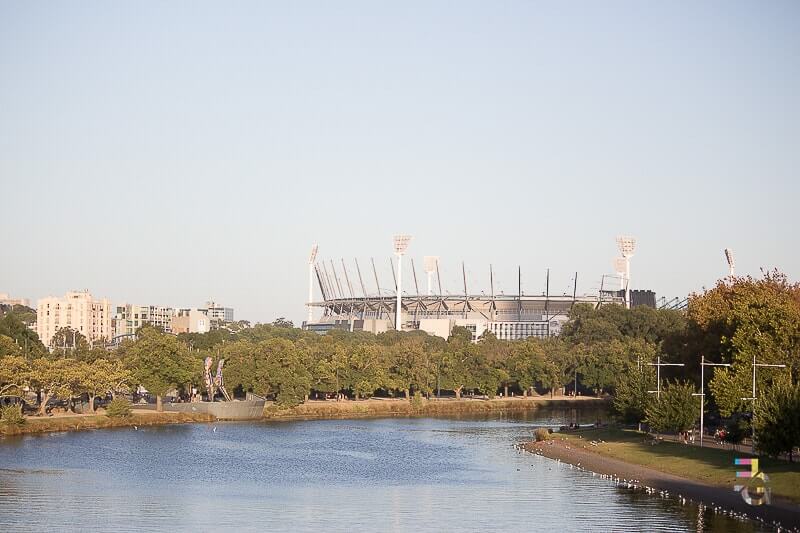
[[2, 1, 798, 325]]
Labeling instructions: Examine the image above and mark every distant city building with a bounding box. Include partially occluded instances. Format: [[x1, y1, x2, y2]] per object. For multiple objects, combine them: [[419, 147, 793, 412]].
[[0, 292, 30, 307], [205, 301, 234, 323], [171, 308, 211, 334], [37, 290, 111, 347], [630, 290, 657, 309], [112, 304, 175, 339]]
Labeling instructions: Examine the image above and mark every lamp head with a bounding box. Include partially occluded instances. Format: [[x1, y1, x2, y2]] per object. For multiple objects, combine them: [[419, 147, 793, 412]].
[[724, 248, 735, 268], [423, 256, 439, 273], [616, 235, 637, 258], [393, 234, 412, 255]]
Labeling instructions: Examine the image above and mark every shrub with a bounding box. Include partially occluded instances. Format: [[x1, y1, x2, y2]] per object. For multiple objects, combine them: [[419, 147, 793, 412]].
[[105, 398, 133, 419], [0, 405, 25, 427], [411, 392, 424, 409], [534, 427, 550, 442]]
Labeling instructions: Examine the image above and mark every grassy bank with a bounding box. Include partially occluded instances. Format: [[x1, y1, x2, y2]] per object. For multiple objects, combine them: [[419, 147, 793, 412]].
[[263, 396, 609, 420], [548, 427, 800, 504], [0, 411, 215, 437]]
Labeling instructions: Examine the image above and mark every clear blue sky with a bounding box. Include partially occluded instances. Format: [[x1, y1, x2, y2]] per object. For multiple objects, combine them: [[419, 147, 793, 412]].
[[1, 1, 798, 324]]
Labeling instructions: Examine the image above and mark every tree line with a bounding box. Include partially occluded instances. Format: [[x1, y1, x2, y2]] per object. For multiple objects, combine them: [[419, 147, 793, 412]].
[[1, 271, 799, 460]]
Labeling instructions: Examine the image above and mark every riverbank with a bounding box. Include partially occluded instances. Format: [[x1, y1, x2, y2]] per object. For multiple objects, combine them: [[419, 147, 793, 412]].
[[1, 396, 607, 436], [524, 428, 800, 529], [0, 410, 215, 437], [262, 395, 609, 421]]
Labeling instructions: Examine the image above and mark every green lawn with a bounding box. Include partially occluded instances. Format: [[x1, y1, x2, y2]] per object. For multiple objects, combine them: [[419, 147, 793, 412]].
[[557, 428, 800, 504]]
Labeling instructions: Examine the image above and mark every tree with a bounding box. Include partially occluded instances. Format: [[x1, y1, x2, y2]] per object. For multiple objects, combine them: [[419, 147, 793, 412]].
[[272, 317, 294, 329], [388, 337, 431, 399], [0, 309, 46, 357], [697, 272, 800, 414], [754, 378, 800, 461], [0, 335, 23, 358], [50, 327, 90, 357], [124, 328, 195, 411], [506, 340, 545, 397], [645, 381, 699, 434], [541, 338, 573, 397], [80, 359, 132, 413], [0, 355, 30, 396], [29, 358, 74, 416], [613, 361, 655, 426], [264, 338, 312, 406], [440, 330, 479, 398]]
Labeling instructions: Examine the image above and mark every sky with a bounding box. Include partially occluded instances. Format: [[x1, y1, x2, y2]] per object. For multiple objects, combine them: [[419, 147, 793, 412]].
[[1, 1, 798, 325]]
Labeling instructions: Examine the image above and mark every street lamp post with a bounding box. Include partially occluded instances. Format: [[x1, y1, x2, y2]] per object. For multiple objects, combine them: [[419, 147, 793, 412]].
[[647, 356, 685, 400], [692, 355, 730, 447], [741, 354, 786, 453], [392, 235, 412, 331], [616, 236, 636, 309]]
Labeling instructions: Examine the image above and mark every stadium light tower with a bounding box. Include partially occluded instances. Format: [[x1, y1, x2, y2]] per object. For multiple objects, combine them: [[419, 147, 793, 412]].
[[424, 256, 439, 296], [613, 257, 627, 291], [724, 248, 735, 277], [393, 234, 412, 331], [616, 235, 636, 308], [307, 244, 318, 324]]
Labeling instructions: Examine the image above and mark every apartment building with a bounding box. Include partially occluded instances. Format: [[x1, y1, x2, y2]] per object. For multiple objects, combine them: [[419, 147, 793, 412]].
[[112, 304, 175, 338], [205, 301, 234, 323], [171, 308, 211, 334], [36, 290, 111, 347], [0, 292, 30, 307]]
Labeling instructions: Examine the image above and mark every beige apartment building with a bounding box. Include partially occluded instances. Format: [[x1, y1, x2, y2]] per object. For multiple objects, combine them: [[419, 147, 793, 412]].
[[37, 290, 111, 348], [0, 292, 30, 307], [112, 304, 175, 339], [171, 308, 210, 334]]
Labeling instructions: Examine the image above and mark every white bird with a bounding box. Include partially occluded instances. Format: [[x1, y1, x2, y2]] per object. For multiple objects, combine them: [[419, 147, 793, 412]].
[[133, 426, 138, 431], [213, 427, 217, 433]]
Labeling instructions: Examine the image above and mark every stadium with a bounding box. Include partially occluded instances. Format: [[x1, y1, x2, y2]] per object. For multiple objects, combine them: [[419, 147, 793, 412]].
[[301, 238, 655, 341]]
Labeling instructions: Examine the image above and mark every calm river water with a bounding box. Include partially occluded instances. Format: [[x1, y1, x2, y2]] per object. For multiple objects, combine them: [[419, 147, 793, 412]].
[[0, 407, 775, 532]]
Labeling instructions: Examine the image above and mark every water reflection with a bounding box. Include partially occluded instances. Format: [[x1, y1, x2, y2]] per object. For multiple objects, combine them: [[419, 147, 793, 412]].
[[0, 407, 778, 532]]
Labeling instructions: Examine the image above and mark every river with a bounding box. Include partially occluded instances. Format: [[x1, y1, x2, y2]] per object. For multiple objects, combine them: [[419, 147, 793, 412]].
[[0, 407, 774, 532]]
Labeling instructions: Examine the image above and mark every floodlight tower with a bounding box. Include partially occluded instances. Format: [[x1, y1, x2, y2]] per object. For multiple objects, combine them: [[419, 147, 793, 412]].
[[393, 234, 412, 331], [423, 256, 439, 295], [616, 236, 637, 308], [613, 257, 627, 291], [307, 244, 318, 324], [724, 248, 735, 277]]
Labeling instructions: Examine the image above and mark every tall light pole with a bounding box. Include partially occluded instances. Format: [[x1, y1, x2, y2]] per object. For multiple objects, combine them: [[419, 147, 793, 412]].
[[613, 257, 627, 292], [393, 235, 412, 331], [724, 248, 735, 277], [647, 356, 685, 400], [616, 236, 636, 308], [307, 244, 318, 324], [692, 355, 730, 447], [742, 354, 786, 453], [424, 256, 439, 296]]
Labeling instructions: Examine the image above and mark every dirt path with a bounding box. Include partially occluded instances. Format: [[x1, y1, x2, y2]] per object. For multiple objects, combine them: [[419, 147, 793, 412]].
[[523, 438, 800, 530]]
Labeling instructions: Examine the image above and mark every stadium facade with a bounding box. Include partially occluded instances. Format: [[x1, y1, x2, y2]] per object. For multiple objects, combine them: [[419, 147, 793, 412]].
[[302, 258, 627, 341]]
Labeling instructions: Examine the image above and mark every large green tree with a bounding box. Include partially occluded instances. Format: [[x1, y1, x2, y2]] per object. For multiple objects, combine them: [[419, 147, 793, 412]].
[[29, 358, 74, 416], [79, 359, 131, 413], [645, 381, 699, 434], [124, 327, 195, 411], [754, 377, 800, 462], [613, 360, 655, 426], [0, 355, 30, 396]]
